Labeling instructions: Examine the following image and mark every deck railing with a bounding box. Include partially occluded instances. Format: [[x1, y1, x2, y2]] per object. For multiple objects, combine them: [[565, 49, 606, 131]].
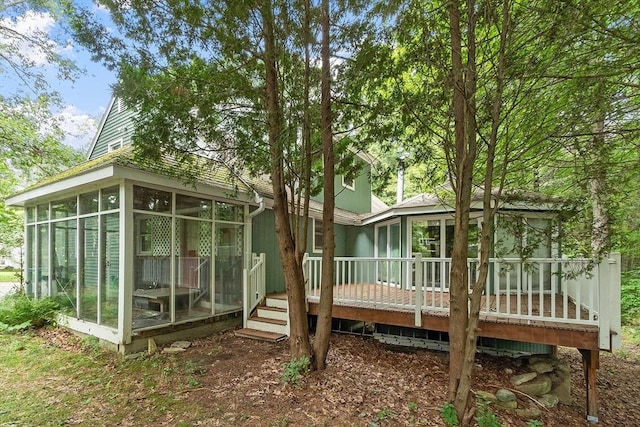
[[304, 253, 621, 350], [242, 253, 266, 328]]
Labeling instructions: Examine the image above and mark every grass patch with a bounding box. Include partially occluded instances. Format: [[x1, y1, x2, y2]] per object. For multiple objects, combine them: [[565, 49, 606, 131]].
[[0, 332, 211, 426], [0, 270, 20, 283]]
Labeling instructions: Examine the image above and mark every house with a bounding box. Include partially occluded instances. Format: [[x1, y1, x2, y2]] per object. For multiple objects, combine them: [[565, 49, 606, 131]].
[[7, 98, 620, 421]]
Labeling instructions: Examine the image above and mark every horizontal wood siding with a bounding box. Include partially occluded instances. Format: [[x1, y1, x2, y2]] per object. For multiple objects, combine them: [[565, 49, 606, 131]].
[[89, 100, 137, 160]]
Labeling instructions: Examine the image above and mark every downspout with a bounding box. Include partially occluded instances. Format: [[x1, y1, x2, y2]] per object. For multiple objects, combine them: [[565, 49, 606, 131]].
[[249, 191, 265, 218]]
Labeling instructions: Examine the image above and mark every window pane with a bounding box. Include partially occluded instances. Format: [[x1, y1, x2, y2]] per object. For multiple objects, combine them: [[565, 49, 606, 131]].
[[314, 219, 323, 252], [176, 194, 212, 219], [79, 191, 99, 214], [133, 186, 171, 212], [412, 220, 440, 257], [215, 223, 243, 312], [132, 213, 172, 329], [37, 223, 49, 297], [175, 218, 211, 322], [26, 225, 36, 297], [53, 219, 77, 317], [37, 203, 49, 221], [52, 197, 77, 219], [101, 213, 120, 327], [79, 217, 98, 323], [101, 186, 120, 210], [215, 201, 243, 222], [26, 207, 35, 223]]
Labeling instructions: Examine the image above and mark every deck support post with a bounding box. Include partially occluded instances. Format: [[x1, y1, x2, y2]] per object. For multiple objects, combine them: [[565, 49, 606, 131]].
[[579, 348, 600, 423]]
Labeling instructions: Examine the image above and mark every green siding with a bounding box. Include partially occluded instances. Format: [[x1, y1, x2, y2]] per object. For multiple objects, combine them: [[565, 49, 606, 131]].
[[345, 225, 374, 257], [89, 99, 137, 160], [251, 209, 284, 293], [251, 210, 369, 293], [314, 161, 372, 214]]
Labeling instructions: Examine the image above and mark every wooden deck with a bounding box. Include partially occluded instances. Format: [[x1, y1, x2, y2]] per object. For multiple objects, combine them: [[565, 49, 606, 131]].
[[307, 283, 600, 350]]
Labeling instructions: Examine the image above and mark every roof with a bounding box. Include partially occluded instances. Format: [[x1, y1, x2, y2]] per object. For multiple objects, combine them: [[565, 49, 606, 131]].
[[7, 145, 370, 225], [362, 188, 562, 225]]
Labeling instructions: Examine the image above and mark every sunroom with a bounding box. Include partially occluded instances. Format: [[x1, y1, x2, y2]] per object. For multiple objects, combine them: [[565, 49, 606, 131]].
[[8, 149, 258, 352]]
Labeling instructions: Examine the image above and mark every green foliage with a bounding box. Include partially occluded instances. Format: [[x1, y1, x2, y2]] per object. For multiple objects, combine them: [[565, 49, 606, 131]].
[[476, 400, 501, 427], [376, 408, 394, 420], [280, 356, 310, 386], [526, 420, 543, 427], [622, 271, 640, 325], [440, 403, 459, 427], [407, 401, 418, 413], [0, 292, 60, 331]]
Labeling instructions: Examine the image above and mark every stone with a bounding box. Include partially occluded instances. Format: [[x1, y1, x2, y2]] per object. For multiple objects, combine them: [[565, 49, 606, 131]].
[[529, 355, 558, 367], [549, 369, 572, 405], [496, 389, 516, 403], [538, 393, 560, 408], [147, 338, 157, 355], [171, 341, 192, 349], [511, 372, 537, 386], [476, 391, 497, 403], [162, 347, 186, 354], [496, 400, 518, 410], [516, 405, 542, 419], [529, 361, 554, 374], [516, 374, 552, 397]]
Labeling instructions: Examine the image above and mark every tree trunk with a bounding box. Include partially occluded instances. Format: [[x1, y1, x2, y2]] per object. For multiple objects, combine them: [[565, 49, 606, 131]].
[[312, 0, 335, 370], [590, 114, 610, 259], [261, 1, 312, 360]]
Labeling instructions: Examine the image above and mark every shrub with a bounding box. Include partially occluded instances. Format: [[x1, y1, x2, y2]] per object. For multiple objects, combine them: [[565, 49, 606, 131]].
[[0, 292, 60, 332], [621, 270, 640, 325], [280, 356, 310, 385]]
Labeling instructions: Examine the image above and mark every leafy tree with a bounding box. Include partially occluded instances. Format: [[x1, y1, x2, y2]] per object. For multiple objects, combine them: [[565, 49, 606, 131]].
[[1, 0, 84, 263], [344, 0, 639, 423], [70, 0, 365, 369]]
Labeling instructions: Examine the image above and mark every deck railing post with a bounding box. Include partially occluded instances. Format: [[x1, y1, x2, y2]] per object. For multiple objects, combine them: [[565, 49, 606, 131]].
[[242, 268, 249, 329], [415, 254, 422, 327]]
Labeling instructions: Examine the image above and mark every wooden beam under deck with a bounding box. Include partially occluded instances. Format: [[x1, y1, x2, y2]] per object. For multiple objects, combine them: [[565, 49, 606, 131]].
[[307, 302, 600, 350]]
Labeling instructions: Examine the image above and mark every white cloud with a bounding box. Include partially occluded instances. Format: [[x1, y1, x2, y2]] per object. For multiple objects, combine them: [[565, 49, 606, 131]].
[[55, 105, 98, 151], [0, 10, 68, 68]]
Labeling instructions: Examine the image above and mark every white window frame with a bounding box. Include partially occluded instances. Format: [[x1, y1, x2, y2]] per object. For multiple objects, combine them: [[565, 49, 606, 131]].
[[313, 218, 323, 253], [108, 139, 123, 152], [341, 175, 355, 191]]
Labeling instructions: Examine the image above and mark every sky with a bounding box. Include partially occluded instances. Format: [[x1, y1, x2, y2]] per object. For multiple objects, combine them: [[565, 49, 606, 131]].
[[1, 3, 117, 152]]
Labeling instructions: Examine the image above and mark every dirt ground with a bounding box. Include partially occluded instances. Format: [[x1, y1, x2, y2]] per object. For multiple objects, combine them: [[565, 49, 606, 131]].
[[41, 328, 640, 426]]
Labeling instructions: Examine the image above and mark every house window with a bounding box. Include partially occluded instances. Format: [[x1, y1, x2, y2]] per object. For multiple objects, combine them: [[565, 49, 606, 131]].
[[313, 218, 323, 253], [342, 175, 355, 191], [108, 139, 122, 152]]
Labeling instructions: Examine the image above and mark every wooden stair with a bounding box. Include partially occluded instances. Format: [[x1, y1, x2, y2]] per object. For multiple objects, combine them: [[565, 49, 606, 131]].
[[234, 293, 289, 342]]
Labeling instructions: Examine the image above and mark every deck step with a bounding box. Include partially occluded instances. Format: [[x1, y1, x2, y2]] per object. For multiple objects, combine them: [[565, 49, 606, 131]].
[[234, 328, 287, 342], [257, 305, 288, 321], [266, 293, 288, 310], [247, 316, 288, 335]]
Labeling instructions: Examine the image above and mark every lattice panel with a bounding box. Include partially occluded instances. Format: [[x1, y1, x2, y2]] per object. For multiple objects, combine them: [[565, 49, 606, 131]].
[[200, 222, 212, 256], [151, 216, 171, 256], [236, 226, 243, 256]]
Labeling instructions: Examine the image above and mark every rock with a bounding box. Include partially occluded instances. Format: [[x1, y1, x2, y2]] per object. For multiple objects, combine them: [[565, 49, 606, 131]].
[[516, 374, 552, 397], [511, 372, 537, 386], [529, 361, 554, 374], [516, 405, 542, 419], [148, 338, 157, 355], [496, 400, 518, 410], [538, 393, 560, 408], [549, 369, 572, 405], [476, 390, 497, 403], [504, 368, 514, 375], [529, 355, 558, 367], [163, 347, 186, 354], [171, 341, 192, 349], [496, 389, 516, 403]]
